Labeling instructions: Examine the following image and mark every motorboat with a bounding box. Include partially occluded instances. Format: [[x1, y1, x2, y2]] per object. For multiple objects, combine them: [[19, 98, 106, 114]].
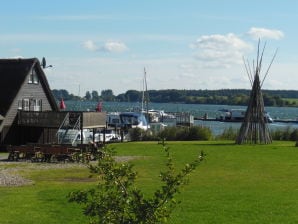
[[218, 109, 273, 123], [107, 111, 150, 130], [95, 129, 120, 142], [119, 112, 150, 130]]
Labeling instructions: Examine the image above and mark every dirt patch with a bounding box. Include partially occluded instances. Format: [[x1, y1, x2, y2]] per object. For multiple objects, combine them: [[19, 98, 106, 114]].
[[0, 169, 33, 187], [0, 155, 145, 187]]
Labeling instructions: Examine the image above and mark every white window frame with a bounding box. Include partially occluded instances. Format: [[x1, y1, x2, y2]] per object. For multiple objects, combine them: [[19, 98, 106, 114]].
[[28, 68, 39, 84], [33, 71, 39, 84], [18, 100, 23, 110], [28, 73, 33, 83], [33, 99, 42, 111], [23, 99, 30, 111]]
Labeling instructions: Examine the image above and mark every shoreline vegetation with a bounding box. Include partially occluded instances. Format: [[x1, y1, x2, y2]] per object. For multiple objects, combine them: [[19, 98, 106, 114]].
[[52, 88, 298, 107]]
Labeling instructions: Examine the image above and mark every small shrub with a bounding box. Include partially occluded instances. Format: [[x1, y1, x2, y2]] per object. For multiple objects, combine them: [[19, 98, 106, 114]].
[[68, 144, 204, 224], [158, 126, 212, 141], [271, 127, 298, 141], [128, 128, 159, 141], [191, 126, 212, 140], [290, 129, 298, 141], [158, 126, 178, 141], [217, 127, 238, 140]]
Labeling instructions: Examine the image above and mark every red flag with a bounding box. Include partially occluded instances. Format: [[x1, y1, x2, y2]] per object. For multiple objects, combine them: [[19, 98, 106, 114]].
[[96, 101, 102, 112], [59, 98, 66, 110]]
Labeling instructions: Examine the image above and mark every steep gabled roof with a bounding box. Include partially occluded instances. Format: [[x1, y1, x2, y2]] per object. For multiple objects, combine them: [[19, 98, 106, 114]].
[[0, 58, 58, 116]]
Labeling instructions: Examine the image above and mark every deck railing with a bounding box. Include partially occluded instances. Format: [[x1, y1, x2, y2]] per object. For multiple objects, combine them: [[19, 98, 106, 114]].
[[18, 111, 107, 128], [18, 111, 68, 127]]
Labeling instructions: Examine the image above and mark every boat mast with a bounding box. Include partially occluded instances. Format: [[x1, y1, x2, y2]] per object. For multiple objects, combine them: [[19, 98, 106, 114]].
[[143, 67, 149, 126], [141, 71, 145, 111]]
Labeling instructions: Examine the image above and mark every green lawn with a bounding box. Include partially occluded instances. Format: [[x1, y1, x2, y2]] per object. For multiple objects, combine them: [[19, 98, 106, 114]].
[[1, 141, 298, 223]]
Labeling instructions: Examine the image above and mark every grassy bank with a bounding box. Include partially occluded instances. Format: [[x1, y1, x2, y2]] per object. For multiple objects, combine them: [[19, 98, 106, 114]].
[[1, 141, 298, 223]]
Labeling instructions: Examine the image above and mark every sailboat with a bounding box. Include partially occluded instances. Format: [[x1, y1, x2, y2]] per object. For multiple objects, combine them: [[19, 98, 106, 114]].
[[105, 68, 150, 131], [140, 68, 176, 130]]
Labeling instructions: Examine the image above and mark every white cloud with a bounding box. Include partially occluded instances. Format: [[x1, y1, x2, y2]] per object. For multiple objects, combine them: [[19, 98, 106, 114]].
[[191, 33, 253, 68], [83, 40, 99, 51], [83, 40, 128, 53], [247, 27, 284, 40], [102, 41, 128, 53]]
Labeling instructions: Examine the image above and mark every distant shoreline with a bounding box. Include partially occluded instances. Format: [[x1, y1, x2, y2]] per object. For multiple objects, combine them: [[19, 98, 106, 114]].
[[52, 89, 298, 108]]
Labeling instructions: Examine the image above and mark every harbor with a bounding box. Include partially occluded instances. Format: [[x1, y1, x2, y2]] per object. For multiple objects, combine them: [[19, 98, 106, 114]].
[[59, 100, 298, 135]]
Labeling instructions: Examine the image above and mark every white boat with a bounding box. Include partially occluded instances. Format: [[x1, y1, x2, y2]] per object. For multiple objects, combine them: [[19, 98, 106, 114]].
[[95, 129, 120, 142], [106, 112, 121, 127], [119, 112, 150, 130], [218, 109, 273, 123], [107, 111, 150, 130], [57, 128, 95, 145]]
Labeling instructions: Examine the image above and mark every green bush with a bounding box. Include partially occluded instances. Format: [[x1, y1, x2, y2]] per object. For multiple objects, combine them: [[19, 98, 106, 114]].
[[158, 126, 212, 141], [69, 144, 204, 224], [217, 127, 238, 140], [128, 128, 159, 141], [271, 127, 298, 141], [158, 126, 178, 141], [128, 127, 144, 141]]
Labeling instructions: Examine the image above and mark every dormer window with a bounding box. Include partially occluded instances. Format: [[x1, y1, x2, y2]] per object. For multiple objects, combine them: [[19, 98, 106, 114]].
[[28, 68, 39, 84]]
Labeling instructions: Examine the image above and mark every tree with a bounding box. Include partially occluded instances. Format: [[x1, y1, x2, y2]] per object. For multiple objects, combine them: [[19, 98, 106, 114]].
[[124, 90, 141, 102], [52, 89, 71, 100], [68, 144, 204, 224], [101, 89, 115, 101], [85, 91, 91, 101], [91, 90, 100, 101]]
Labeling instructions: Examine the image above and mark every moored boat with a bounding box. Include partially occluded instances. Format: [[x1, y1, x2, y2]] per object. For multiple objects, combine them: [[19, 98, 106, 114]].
[[217, 109, 273, 123]]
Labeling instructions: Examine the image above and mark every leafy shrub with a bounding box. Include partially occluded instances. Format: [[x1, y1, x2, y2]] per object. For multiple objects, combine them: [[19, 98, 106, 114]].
[[290, 129, 298, 141], [158, 126, 212, 141], [69, 144, 204, 224], [158, 126, 178, 141], [128, 128, 159, 141], [128, 127, 144, 141], [217, 127, 238, 140], [271, 127, 298, 141]]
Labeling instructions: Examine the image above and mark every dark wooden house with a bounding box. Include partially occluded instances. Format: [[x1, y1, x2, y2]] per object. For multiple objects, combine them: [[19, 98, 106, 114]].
[[0, 58, 59, 147], [0, 58, 106, 149]]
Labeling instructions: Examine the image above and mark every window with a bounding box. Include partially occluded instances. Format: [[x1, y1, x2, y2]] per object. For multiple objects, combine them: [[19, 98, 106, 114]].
[[28, 73, 33, 83], [18, 100, 23, 110], [33, 99, 42, 111], [28, 68, 39, 84], [33, 71, 39, 84], [23, 99, 30, 111], [18, 98, 42, 111]]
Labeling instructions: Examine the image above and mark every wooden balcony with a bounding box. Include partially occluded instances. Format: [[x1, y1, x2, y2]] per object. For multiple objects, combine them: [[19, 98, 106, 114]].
[[18, 111, 107, 128]]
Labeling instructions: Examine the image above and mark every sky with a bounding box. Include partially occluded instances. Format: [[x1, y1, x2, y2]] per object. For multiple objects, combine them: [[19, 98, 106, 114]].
[[1, 0, 297, 96]]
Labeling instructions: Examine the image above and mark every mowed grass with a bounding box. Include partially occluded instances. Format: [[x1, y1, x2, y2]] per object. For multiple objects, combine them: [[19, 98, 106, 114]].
[[1, 141, 298, 223]]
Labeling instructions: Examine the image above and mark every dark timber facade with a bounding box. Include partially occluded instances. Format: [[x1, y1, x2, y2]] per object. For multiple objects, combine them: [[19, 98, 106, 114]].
[[0, 58, 106, 149], [0, 58, 58, 148]]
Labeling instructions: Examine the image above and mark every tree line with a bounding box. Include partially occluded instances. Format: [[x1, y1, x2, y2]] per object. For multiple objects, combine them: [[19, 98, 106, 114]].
[[52, 88, 298, 107]]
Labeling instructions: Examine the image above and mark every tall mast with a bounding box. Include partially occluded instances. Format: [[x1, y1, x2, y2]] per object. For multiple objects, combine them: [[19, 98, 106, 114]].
[[144, 67, 149, 127], [144, 67, 148, 110], [141, 70, 145, 111]]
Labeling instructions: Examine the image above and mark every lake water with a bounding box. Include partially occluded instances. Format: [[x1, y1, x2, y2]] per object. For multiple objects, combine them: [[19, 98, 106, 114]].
[[63, 100, 298, 135]]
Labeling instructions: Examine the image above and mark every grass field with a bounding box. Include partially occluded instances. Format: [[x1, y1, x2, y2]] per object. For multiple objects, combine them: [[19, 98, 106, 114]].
[[1, 141, 298, 223]]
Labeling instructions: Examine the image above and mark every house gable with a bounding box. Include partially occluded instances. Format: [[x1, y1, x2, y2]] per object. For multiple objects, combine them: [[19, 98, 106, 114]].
[[0, 58, 58, 136]]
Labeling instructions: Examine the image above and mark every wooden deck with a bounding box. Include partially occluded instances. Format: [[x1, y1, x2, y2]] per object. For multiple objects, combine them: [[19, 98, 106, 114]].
[[17, 111, 107, 128]]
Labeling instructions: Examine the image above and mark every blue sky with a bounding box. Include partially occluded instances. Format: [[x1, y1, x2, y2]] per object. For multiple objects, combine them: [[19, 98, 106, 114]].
[[1, 0, 297, 95]]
